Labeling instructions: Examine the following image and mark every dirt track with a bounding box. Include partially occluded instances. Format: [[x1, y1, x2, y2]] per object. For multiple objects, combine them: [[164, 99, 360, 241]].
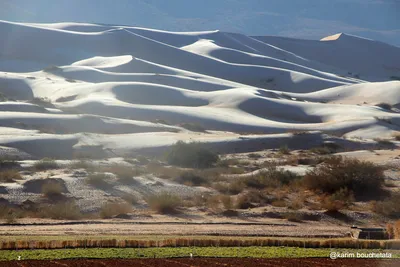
[[0, 258, 399, 267]]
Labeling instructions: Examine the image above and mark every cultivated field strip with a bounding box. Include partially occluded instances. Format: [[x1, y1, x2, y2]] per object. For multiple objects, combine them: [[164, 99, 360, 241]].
[[0, 258, 399, 267], [1, 238, 400, 250]]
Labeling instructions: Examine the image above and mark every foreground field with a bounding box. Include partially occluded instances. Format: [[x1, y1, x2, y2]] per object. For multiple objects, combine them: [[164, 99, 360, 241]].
[[0, 247, 399, 261], [0, 258, 400, 267]]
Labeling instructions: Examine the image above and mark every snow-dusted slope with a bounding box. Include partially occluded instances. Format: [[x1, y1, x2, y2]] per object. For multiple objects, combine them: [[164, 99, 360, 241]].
[[0, 20, 399, 157]]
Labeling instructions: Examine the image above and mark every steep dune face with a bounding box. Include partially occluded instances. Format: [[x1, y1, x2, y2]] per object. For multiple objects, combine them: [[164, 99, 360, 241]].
[[254, 33, 400, 81], [0, 20, 399, 157]]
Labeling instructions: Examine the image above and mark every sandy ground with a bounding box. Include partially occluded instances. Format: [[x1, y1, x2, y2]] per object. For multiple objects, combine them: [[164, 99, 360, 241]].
[[0, 219, 348, 238]]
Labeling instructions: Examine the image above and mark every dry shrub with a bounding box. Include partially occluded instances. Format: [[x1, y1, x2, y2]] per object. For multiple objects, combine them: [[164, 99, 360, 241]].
[[212, 180, 245, 195], [86, 173, 110, 189], [41, 181, 64, 198], [0, 170, 21, 183], [206, 195, 222, 211], [287, 195, 305, 210], [271, 199, 286, 207], [387, 223, 395, 239], [100, 202, 132, 218], [279, 145, 290, 155], [235, 190, 270, 209], [248, 153, 262, 159], [372, 193, 400, 218], [393, 132, 400, 141], [174, 171, 209, 186], [283, 212, 303, 222], [320, 188, 354, 212], [33, 158, 59, 171], [69, 160, 95, 171], [242, 166, 299, 190], [394, 221, 400, 239], [39, 202, 82, 220], [102, 165, 142, 184], [145, 162, 184, 179], [145, 193, 181, 214], [303, 156, 384, 199], [220, 195, 233, 210], [121, 193, 138, 205]]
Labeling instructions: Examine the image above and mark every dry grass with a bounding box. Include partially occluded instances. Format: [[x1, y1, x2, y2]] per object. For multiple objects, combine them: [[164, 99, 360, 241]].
[[145, 193, 181, 214], [0, 170, 21, 183], [38, 202, 82, 220], [33, 158, 59, 171]]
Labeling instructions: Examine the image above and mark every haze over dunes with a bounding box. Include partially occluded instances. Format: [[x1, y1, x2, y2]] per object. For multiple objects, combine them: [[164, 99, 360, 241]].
[[0, 20, 399, 158]]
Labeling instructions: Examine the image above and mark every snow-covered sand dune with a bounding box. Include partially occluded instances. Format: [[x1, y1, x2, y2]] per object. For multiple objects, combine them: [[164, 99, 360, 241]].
[[0, 20, 399, 158]]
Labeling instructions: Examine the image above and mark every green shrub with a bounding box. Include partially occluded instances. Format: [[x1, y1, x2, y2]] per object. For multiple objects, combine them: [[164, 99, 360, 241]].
[[303, 156, 384, 199], [145, 193, 181, 214], [33, 158, 59, 171], [165, 141, 219, 168]]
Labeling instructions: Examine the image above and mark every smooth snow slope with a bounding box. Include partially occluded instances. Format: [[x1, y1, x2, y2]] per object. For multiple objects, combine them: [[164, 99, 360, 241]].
[[0, 20, 399, 158]]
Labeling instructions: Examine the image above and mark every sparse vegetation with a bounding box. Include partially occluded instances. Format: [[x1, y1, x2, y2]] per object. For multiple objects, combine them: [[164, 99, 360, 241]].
[[145, 193, 181, 214], [33, 158, 59, 171], [165, 141, 219, 168]]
